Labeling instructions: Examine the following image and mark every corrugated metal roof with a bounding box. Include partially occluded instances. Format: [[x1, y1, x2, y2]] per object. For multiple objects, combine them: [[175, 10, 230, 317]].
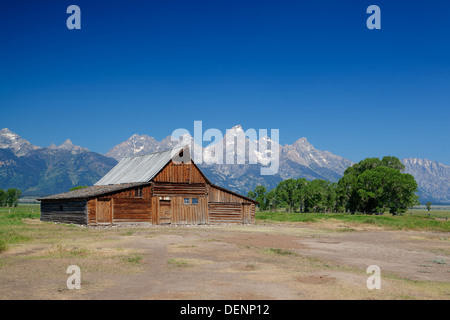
[[38, 182, 149, 200], [95, 147, 185, 186]]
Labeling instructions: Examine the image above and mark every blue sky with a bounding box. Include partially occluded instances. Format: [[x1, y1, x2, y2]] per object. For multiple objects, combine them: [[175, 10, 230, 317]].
[[1, 0, 449, 164]]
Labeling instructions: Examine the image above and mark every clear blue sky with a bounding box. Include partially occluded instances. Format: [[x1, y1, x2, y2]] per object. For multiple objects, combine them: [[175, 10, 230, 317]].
[[1, 0, 449, 164]]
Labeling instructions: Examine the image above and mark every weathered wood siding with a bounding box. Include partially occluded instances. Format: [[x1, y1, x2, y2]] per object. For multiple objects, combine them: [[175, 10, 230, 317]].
[[153, 182, 207, 196], [87, 199, 97, 224], [151, 180, 208, 225], [207, 185, 255, 224], [113, 198, 152, 223], [87, 185, 153, 225], [153, 161, 206, 184], [171, 196, 208, 225], [208, 202, 242, 224], [40, 200, 87, 224], [208, 185, 253, 204]]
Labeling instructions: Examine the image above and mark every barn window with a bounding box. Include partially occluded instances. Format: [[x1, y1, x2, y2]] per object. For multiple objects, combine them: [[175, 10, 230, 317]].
[[191, 198, 198, 205], [184, 198, 190, 205], [135, 187, 143, 198]]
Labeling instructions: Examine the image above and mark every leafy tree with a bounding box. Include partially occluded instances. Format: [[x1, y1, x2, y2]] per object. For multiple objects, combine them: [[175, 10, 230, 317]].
[[295, 178, 308, 213], [265, 189, 278, 211], [380, 156, 405, 172], [426, 201, 432, 212], [70, 185, 88, 191], [253, 185, 268, 210], [248, 185, 271, 210], [338, 156, 419, 214], [247, 190, 256, 199], [275, 179, 298, 213], [304, 179, 332, 213], [0, 189, 6, 207], [6, 188, 22, 207]]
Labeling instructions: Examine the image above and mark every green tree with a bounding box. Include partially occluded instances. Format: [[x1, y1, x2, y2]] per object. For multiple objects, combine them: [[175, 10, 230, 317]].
[[426, 201, 432, 212], [275, 179, 298, 213], [265, 189, 278, 211], [338, 156, 419, 214], [295, 178, 309, 213], [304, 179, 330, 213], [70, 185, 88, 191], [0, 189, 6, 207], [6, 188, 22, 207], [254, 185, 268, 210], [247, 185, 268, 210]]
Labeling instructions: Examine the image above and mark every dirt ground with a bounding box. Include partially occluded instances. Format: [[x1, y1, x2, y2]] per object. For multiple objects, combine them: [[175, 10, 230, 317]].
[[0, 220, 449, 300]]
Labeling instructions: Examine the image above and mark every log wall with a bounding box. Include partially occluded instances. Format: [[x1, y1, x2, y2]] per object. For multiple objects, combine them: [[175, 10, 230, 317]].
[[40, 200, 87, 224]]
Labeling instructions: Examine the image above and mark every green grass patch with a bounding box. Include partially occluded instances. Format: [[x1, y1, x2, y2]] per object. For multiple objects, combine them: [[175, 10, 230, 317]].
[[167, 258, 189, 267], [256, 211, 449, 232], [125, 254, 143, 264], [0, 205, 40, 252], [264, 248, 297, 256], [431, 258, 446, 265]]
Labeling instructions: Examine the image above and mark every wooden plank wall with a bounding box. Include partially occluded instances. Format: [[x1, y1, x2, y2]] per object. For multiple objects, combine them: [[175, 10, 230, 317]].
[[153, 161, 206, 184], [207, 185, 255, 224], [113, 198, 152, 223], [87, 185, 153, 225], [153, 182, 207, 196], [207, 185, 253, 204], [87, 199, 96, 224], [171, 196, 208, 225], [208, 203, 243, 224], [40, 200, 87, 224]]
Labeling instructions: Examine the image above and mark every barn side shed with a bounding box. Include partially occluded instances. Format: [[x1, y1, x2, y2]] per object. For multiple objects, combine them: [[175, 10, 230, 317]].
[[39, 146, 257, 226]]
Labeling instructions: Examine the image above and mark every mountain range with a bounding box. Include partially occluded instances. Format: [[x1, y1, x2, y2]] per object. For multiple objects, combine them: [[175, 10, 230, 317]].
[[0, 127, 449, 204]]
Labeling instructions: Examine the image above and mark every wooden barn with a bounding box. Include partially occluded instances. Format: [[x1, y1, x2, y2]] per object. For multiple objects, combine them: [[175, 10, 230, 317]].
[[38, 147, 257, 226]]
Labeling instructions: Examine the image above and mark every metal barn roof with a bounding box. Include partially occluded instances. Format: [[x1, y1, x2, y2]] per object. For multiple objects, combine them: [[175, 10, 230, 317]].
[[95, 147, 186, 186]]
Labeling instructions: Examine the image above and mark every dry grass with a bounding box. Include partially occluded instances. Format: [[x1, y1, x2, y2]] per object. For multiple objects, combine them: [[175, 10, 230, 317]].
[[0, 206, 449, 300]]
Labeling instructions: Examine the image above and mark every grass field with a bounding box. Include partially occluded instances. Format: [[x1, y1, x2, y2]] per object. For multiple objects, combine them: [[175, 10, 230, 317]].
[[256, 211, 450, 232], [0, 205, 40, 252]]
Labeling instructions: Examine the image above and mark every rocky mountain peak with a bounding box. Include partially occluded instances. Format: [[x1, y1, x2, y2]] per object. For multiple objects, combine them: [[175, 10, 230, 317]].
[[0, 128, 41, 156], [57, 139, 89, 153]]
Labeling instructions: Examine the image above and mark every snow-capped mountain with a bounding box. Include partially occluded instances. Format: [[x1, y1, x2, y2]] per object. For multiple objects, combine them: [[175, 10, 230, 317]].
[[0, 128, 41, 156], [402, 158, 450, 204], [104, 124, 353, 193], [105, 134, 159, 161], [48, 139, 89, 154], [0, 129, 116, 196]]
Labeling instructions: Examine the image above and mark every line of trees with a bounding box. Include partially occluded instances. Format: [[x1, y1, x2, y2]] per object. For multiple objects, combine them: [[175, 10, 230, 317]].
[[0, 188, 22, 207], [247, 156, 420, 215]]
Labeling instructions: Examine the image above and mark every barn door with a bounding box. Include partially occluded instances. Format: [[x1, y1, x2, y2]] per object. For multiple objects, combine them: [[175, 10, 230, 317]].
[[159, 200, 172, 224], [97, 198, 112, 224]]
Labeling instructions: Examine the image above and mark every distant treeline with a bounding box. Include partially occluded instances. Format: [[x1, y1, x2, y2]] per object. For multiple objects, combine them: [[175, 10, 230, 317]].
[[0, 188, 22, 207], [248, 156, 419, 215]]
